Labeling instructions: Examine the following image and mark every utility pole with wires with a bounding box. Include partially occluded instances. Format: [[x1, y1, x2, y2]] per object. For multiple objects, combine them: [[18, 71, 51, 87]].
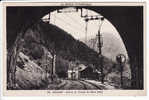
[[80, 8, 105, 83], [98, 17, 104, 83], [84, 18, 88, 43]]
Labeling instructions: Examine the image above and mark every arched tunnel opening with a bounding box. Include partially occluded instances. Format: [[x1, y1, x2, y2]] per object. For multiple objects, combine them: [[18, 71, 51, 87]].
[[6, 6, 144, 90], [41, 8, 130, 86]]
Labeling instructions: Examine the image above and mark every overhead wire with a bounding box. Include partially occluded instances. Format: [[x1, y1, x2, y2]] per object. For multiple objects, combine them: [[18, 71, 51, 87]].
[[50, 9, 99, 43]]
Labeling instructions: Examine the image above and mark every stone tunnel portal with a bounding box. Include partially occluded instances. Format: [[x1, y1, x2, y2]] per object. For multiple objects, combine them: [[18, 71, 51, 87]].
[[6, 6, 144, 89]]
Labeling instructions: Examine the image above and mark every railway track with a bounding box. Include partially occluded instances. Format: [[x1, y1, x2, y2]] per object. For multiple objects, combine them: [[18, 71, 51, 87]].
[[79, 80, 102, 90], [76, 80, 88, 89], [54, 79, 103, 90], [57, 81, 68, 90]]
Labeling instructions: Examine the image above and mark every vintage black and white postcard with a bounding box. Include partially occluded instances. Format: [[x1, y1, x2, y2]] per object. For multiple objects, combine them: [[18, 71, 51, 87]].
[[2, 2, 146, 96]]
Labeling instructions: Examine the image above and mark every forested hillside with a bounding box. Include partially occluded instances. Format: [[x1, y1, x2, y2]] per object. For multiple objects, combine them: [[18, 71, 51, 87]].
[[9, 20, 131, 89]]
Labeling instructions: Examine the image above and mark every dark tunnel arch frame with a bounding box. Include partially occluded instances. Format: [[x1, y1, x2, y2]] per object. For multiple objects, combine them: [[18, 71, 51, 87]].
[[6, 6, 144, 89]]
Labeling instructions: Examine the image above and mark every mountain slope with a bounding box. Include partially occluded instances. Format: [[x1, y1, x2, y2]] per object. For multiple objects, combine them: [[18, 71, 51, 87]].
[[13, 20, 131, 89], [28, 20, 100, 66], [86, 33, 128, 61]]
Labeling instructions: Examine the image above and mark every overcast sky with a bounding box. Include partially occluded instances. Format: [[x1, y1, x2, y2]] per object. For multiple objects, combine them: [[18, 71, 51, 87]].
[[42, 8, 120, 39]]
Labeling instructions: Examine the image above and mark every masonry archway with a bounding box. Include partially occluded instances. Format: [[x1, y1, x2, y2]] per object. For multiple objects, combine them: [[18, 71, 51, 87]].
[[6, 6, 143, 89]]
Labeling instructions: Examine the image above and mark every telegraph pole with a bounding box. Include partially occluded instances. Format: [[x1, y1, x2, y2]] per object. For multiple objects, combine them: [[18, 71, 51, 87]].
[[51, 42, 56, 82], [52, 54, 56, 77], [97, 17, 104, 83], [85, 18, 89, 43], [82, 13, 105, 83]]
